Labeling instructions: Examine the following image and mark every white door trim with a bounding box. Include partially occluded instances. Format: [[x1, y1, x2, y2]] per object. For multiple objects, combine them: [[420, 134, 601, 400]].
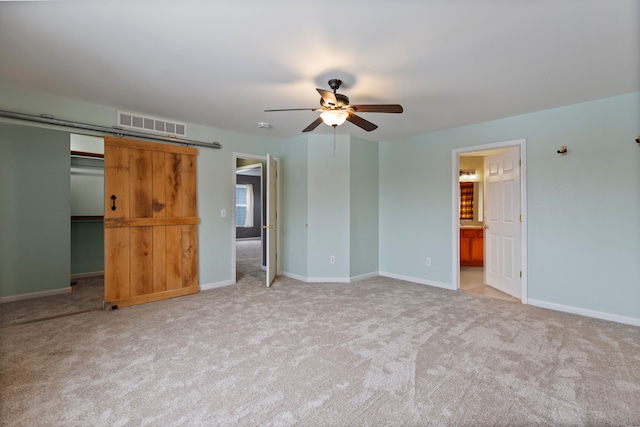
[[451, 139, 528, 304], [231, 152, 280, 285]]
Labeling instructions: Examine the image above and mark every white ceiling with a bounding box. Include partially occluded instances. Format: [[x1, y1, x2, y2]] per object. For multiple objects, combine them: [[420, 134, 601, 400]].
[[1, 1, 638, 142]]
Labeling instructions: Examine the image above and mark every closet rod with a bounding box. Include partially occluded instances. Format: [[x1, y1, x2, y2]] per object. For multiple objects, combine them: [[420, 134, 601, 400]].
[[0, 109, 222, 149]]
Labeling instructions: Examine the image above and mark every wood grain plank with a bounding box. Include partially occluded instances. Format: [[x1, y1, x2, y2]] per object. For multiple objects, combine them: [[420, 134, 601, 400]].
[[130, 148, 153, 218], [152, 151, 166, 218], [181, 154, 197, 217], [153, 226, 166, 293], [105, 137, 198, 155], [166, 225, 182, 290], [104, 227, 129, 301], [130, 227, 153, 296], [182, 224, 198, 289], [103, 286, 199, 309], [104, 217, 198, 228], [166, 152, 182, 218]]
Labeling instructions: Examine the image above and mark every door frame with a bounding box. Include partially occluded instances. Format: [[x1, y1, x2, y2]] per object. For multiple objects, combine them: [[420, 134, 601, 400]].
[[451, 139, 528, 303], [231, 152, 280, 285]]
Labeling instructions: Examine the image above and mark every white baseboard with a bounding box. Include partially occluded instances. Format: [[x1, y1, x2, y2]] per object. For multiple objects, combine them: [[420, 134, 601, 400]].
[[379, 271, 456, 291], [281, 270, 349, 283], [306, 276, 351, 283], [70, 271, 104, 280], [280, 271, 307, 282], [528, 299, 640, 327], [200, 280, 233, 291], [281, 270, 447, 286], [0, 287, 72, 304], [350, 271, 379, 282], [281, 271, 377, 283]]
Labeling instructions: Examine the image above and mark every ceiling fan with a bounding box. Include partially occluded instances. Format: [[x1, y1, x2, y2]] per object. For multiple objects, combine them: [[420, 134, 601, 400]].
[[265, 79, 403, 132]]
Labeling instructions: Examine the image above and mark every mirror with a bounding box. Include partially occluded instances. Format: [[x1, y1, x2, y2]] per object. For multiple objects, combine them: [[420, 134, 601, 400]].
[[459, 181, 482, 223], [460, 181, 475, 221], [459, 156, 484, 225]]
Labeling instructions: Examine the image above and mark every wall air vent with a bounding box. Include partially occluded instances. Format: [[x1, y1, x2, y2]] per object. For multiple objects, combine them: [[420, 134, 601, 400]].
[[118, 111, 187, 137]]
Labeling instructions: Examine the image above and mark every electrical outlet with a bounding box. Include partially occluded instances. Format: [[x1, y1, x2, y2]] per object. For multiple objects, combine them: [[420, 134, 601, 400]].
[[330, 256, 336, 264], [426, 257, 431, 266]]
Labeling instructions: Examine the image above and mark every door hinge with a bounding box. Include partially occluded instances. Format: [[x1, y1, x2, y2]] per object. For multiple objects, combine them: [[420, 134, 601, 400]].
[[520, 271, 522, 278], [520, 214, 523, 222], [519, 159, 522, 166]]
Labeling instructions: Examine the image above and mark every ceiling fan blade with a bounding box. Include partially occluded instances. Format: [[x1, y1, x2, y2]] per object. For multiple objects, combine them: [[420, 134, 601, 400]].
[[264, 108, 321, 112], [350, 104, 404, 113], [302, 117, 324, 132], [316, 88, 338, 107], [346, 113, 378, 132]]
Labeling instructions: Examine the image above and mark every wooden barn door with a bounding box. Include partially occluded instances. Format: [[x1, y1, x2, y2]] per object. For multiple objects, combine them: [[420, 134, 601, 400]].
[[104, 137, 199, 309]]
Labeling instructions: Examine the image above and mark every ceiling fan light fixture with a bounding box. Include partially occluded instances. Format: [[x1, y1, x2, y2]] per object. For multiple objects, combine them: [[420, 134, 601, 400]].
[[320, 110, 348, 127]]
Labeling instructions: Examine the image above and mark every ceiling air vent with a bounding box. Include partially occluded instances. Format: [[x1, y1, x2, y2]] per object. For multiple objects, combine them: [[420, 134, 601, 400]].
[[118, 111, 187, 137]]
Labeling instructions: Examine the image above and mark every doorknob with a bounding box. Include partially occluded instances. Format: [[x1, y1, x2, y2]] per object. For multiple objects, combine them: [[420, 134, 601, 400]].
[[483, 224, 489, 229]]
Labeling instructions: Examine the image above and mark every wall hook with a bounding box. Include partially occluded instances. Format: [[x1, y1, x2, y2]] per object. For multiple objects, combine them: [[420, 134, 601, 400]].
[[557, 145, 567, 155]]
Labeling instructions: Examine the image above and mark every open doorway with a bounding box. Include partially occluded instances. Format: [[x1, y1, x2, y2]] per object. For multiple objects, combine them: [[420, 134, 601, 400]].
[[69, 134, 105, 315], [234, 157, 266, 285], [452, 139, 528, 303], [232, 153, 279, 288]]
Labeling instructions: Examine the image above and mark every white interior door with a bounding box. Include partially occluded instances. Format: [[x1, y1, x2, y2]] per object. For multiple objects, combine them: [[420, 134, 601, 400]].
[[484, 147, 521, 298], [265, 154, 277, 287]]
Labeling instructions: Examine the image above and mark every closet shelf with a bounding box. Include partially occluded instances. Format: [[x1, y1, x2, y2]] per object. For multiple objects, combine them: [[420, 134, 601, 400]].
[[71, 216, 104, 222]]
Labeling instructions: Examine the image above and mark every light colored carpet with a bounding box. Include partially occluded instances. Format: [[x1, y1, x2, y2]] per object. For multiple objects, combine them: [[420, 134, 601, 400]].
[[0, 276, 103, 328], [236, 238, 265, 285], [0, 239, 262, 328], [1, 244, 639, 425]]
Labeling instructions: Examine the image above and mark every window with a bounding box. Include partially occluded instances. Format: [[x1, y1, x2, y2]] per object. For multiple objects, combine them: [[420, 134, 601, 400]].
[[235, 184, 253, 227]]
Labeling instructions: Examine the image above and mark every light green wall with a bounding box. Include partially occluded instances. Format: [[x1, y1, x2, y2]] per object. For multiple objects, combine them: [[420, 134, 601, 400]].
[[2, 85, 638, 321], [350, 136, 379, 277], [380, 92, 640, 319], [0, 86, 282, 290], [0, 123, 71, 297], [71, 221, 104, 274], [281, 134, 379, 281], [280, 135, 308, 278], [379, 137, 453, 283], [307, 135, 351, 279]]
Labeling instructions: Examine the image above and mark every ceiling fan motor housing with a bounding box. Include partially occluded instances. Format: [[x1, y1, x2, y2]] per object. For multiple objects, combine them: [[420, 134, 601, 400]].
[[321, 93, 349, 109]]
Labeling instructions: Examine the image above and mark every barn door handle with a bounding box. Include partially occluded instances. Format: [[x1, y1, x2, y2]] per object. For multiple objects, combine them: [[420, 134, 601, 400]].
[[110, 195, 117, 211]]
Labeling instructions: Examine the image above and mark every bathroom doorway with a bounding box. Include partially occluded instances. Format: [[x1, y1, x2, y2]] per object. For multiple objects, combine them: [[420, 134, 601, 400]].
[[453, 139, 528, 303]]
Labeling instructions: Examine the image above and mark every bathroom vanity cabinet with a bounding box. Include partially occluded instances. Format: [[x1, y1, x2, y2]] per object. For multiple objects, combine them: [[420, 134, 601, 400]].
[[460, 227, 484, 266]]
